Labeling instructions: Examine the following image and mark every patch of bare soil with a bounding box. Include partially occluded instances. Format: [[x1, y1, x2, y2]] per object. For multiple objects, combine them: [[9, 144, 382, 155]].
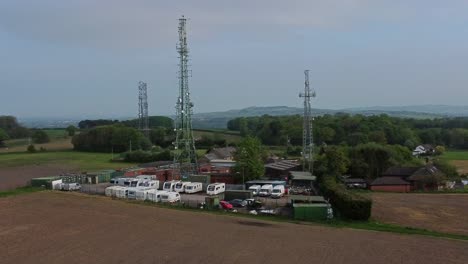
[[372, 192, 468, 235], [0, 164, 77, 191], [1, 192, 467, 264]]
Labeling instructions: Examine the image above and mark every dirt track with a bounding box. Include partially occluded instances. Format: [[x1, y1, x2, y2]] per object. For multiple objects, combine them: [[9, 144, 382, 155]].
[[2, 192, 467, 264], [372, 193, 468, 235], [0, 164, 76, 191]]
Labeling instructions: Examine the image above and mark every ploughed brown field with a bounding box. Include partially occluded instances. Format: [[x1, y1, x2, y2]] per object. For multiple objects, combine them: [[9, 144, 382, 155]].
[[2, 192, 467, 264], [0, 164, 77, 191], [372, 193, 468, 236]]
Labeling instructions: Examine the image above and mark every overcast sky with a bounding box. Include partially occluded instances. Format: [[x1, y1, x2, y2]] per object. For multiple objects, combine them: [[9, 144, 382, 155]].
[[1, 0, 468, 118]]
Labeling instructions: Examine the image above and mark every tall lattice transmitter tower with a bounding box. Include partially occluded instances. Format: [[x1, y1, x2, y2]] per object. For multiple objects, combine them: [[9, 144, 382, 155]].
[[299, 70, 316, 173], [173, 16, 198, 177], [138, 81, 149, 137]]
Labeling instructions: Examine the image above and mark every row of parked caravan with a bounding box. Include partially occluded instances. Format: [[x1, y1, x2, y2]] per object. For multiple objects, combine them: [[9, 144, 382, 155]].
[[248, 184, 285, 198], [105, 186, 182, 203]]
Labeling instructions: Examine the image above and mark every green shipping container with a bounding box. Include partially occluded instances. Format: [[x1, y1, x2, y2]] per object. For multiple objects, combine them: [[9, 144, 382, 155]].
[[293, 203, 329, 221]]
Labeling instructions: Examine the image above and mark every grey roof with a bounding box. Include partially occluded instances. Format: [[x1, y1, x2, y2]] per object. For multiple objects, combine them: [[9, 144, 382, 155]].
[[290, 171, 317, 181], [382, 167, 420, 177], [371, 177, 410, 186], [205, 147, 236, 161], [407, 165, 445, 181], [265, 160, 301, 171], [289, 195, 327, 203], [343, 178, 367, 184]]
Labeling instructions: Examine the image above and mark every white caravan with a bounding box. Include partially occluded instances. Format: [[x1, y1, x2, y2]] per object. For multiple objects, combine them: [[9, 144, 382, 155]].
[[270, 185, 285, 198], [160, 192, 181, 203], [248, 185, 261, 196], [138, 180, 159, 189], [147, 190, 167, 202], [206, 183, 225, 196], [185, 182, 203, 194], [259, 184, 273, 197], [163, 180, 181, 192], [136, 175, 156, 181], [135, 188, 152, 200], [105, 186, 118, 196], [127, 188, 139, 199], [115, 187, 129, 198], [174, 182, 190, 193]]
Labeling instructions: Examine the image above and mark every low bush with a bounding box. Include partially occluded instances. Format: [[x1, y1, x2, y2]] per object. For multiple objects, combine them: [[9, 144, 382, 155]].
[[123, 150, 172, 163], [320, 176, 372, 221]]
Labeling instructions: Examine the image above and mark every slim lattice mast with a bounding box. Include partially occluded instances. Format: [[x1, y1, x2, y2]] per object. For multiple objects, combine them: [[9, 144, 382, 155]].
[[173, 16, 198, 177], [138, 81, 149, 138], [299, 70, 316, 173]]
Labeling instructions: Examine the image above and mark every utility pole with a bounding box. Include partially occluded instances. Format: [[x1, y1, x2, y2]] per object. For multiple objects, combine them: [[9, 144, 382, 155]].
[[173, 16, 198, 178], [138, 81, 149, 138], [299, 70, 316, 173]]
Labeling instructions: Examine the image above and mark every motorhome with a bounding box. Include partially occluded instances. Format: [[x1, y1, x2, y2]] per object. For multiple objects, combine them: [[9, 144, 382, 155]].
[[160, 191, 181, 203], [185, 182, 203, 194], [206, 183, 225, 195], [174, 182, 190, 193], [146, 190, 167, 202], [271, 185, 285, 198], [163, 180, 181, 192], [259, 184, 273, 197], [248, 185, 261, 196]]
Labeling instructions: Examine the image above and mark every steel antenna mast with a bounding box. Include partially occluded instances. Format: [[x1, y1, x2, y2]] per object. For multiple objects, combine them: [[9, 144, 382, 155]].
[[173, 16, 198, 178], [138, 81, 149, 138], [299, 70, 316, 173]]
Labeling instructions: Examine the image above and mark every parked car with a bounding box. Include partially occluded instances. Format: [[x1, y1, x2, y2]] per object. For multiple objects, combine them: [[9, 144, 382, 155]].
[[61, 183, 81, 191], [219, 201, 233, 210], [245, 199, 263, 209], [229, 199, 247, 207]]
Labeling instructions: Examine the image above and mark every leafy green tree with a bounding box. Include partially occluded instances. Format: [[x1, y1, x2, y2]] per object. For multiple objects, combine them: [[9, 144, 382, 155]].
[[233, 136, 265, 181], [32, 130, 50, 144], [66, 125, 77, 136], [27, 144, 36, 153], [0, 128, 9, 146], [314, 146, 350, 177], [434, 145, 446, 156]]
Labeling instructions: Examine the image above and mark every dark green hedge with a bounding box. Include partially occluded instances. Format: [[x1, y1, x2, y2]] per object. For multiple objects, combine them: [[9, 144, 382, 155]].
[[123, 150, 172, 163], [320, 176, 372, 221]]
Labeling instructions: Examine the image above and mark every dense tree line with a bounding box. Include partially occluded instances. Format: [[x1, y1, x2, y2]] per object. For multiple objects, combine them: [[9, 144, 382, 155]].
[[0, 116, 30, 139], [227, 114, 468, 149], [72, 125, 151, 152], [78, 116, 173, 130]]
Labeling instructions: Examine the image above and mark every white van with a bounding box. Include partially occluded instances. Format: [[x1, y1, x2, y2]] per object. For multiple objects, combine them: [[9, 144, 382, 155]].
[[147, 190, 167, 202], [163, 180, 181, 192], [160, 192, 181, 203], [259, 184, 273, 197], [175, 182, 190, 193], [271, 185, 285, 198], [248, 185, 261, 196], [185, 182, 203, 194], [138, 180, 159, 189], [206, 183, 225, 195]]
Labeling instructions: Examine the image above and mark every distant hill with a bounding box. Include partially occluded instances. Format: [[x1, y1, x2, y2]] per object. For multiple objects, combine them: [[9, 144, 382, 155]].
[[191, 105, 454, 129], [18, 105, 468, 129]]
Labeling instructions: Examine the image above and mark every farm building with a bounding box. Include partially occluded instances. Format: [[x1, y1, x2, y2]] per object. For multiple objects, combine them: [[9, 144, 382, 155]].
[[264, 160, 301, 180], [370, 165, 447, 192]]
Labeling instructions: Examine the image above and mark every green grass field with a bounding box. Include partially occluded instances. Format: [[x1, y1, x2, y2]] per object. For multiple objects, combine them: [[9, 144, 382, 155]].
[[192, 129, 242, 143], [442, 150, 468, 160], [0, 151, 136, 171]]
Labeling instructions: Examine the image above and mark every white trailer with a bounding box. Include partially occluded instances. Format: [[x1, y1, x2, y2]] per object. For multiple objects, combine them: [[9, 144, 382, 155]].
[[160, 191, 181, 203], [248, 185, 261, 196], [185, 182, 203, 194], [206, 183, 225, 195], [270, 185, 285, 198], [105, 186, 117, 197], [259, 184, 273, 197], [147, 190, 168, 203], [51, 179, 63, 190], [163, 180, 181, 192], [127, 188, 139, 199], [174, 182, 190, 193]]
